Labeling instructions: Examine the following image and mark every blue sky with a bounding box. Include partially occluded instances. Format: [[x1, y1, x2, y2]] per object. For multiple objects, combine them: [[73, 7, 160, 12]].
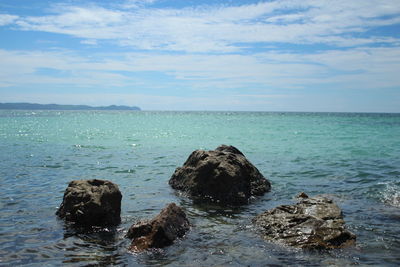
[[0, 0, 399, 111]]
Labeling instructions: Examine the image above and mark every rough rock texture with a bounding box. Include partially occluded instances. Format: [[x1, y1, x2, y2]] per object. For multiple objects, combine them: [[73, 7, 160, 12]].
[[127, 203, 190, 252], [56, 179, 122, 227], [253, 194, 356, 249], [169, 145, 271, 205]]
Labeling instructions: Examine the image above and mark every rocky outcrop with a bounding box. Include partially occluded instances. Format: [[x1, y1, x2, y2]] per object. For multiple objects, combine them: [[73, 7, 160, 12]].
[[253, 194, 356, 249], [127, 203, 190, 252], [169, 145, 271, 205], [56, 179, 122, 227]]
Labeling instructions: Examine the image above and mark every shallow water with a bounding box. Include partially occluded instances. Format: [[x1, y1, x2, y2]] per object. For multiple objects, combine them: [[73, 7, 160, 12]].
[[0, 111, 399, 266]]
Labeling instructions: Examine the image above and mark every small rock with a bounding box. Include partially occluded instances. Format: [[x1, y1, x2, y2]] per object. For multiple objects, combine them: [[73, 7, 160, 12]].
[[253, 195, 356, 249], [169, 145, 271, 205], [127, 203, 190, 252], [297, 192, 309, 199], [56, 179, 122, 227]]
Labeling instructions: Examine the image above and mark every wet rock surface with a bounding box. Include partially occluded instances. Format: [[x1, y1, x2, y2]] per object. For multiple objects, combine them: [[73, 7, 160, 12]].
[[56, 179, 122, 227], [253, 194, 356, 249], [127, 203, 190, 252], [169, 145, 271, 205]]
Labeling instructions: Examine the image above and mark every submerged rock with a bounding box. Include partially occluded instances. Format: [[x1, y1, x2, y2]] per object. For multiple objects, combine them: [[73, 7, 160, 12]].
[[56, 179, 122, 227], [169, 145, 271, 205], [253, 194, 356, 249], [127, 203, 190, 252]]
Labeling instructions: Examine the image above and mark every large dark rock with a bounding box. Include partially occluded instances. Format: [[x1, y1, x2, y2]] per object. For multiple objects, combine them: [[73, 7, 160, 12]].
[[169, 145, 271, 205], [127, 203, 190, 252], [56, 179, 122, 227], [253, 194, 356, 249]]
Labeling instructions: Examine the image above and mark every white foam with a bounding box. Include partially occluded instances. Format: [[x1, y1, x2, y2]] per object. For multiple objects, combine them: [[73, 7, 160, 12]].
[[382, 182, 400, 207]]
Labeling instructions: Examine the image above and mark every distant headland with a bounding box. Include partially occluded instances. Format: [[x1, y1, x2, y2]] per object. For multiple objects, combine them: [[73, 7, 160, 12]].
[[0, 103, 141, 111]]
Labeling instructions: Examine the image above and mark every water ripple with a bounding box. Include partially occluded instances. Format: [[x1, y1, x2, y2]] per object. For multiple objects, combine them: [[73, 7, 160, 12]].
[[0, 111, 399, 266]]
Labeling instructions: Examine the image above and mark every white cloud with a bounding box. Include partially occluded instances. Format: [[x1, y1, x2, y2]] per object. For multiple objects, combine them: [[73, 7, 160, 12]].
[[0, 14, 18, 26], [16, 6, 126, 39], [4, 0, 399, 52], [0, 44, 399, 93], [1, 1, 399, 100], [81, 39, 98, 45], [120, 0, 158, 9]]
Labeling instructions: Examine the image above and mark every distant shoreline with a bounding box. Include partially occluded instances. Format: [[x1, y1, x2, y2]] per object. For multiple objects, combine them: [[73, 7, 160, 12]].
[[0, 103, 141, 111], [1, 103, 399, 114]]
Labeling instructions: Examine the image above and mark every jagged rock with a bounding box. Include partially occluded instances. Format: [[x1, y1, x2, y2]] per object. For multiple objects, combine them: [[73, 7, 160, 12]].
[[127, 203, 190, 252], [169, 145, 271, 205], [253, 194, 356, 249], [56, 179, 122, 227]]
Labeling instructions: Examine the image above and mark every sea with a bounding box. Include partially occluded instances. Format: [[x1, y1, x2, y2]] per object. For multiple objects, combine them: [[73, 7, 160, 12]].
[[0, 110, 399, 266]]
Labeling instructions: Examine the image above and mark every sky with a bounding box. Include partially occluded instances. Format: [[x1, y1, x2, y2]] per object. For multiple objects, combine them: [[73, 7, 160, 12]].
[[0, 0, 400, 112]]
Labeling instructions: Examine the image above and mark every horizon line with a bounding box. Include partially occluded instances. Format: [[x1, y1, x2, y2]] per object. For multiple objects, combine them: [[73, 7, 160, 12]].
[[0, 102, 399, 114]]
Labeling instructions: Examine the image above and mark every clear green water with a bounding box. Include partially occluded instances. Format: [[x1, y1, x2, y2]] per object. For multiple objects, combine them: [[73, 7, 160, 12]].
[[0, 110, 399, 266]]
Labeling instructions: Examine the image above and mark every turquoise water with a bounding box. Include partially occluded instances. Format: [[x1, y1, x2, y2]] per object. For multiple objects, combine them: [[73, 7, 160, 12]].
[[0, 110, 399, 266]]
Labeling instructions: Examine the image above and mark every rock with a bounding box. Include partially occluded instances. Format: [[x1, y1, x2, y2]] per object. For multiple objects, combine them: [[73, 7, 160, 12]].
[[169, 145, 271, 205], [297, 192, 309, 199], [56, 179, 122, 227], [253, 194, 356, 249], [127, 203, 190, 252]]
